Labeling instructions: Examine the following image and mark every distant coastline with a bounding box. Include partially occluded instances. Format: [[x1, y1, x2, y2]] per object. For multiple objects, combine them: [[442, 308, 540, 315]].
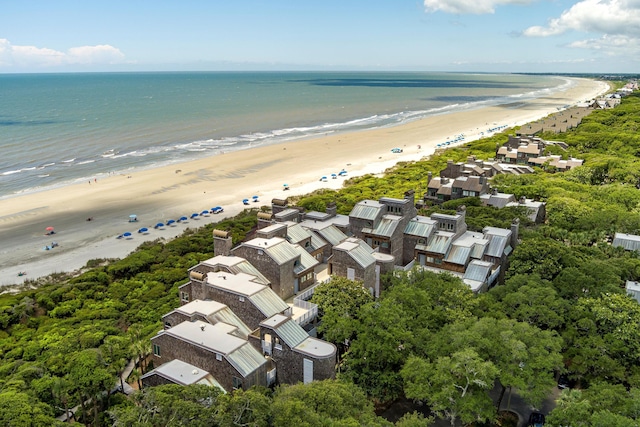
[[0, 76, 609, 287], [0, 72, 563, 199]]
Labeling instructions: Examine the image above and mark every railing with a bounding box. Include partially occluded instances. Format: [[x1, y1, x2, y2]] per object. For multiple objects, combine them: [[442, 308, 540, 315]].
[[293, 299, 318, 327], [394, 259, 415, 271], [295, 282, 320, 301]]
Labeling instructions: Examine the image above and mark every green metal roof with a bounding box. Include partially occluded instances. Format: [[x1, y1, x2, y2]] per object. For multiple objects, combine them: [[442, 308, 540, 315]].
[[275, 318, 309, 348], [227, 343, 267, 378], [349, 200, 384, 220]]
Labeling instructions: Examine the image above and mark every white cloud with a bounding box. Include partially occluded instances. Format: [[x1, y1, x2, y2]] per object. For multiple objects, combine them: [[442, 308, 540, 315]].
[[0, 39, 125, 69], [67, 45, 125, 64], [424, 0, 534, 14], [524, 0, 640, 37], [568, 34, 640, 55]]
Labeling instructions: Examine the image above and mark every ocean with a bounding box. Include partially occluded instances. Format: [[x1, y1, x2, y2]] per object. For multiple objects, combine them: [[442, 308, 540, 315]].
[[0, 72, 564, 198]]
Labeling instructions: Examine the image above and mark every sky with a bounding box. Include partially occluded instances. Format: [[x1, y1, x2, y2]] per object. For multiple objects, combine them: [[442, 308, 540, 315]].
[[0, 0, 638, 74]]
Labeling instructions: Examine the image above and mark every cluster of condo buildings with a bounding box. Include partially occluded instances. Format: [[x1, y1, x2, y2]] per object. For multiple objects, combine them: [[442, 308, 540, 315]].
[[145, 126, 640, 393]]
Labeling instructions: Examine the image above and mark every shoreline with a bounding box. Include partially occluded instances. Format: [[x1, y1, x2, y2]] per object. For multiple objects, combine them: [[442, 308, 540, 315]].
[[0, 77, 610, 288]]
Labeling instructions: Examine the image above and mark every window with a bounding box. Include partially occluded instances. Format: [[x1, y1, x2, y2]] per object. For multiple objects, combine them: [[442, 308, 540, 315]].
[[232, 376, 242, 390], [239, 296, 245, 302], [180, 291, 189, 302], [275, 337, 283, 351], [164, 322, 171, 330], [153, 344, 161, 357], [216, 353, 222, 361]]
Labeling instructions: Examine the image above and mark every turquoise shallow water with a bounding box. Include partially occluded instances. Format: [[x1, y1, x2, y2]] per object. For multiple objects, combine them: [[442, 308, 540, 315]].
[[0, 72, 563, 197]]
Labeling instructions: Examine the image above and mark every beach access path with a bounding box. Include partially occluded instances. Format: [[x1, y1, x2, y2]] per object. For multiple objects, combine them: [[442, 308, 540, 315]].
[[0, 77, 610, 288]]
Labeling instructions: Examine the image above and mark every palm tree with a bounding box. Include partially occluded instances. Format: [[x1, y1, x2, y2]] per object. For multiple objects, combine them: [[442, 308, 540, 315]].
[[52, 376, 72, 422]]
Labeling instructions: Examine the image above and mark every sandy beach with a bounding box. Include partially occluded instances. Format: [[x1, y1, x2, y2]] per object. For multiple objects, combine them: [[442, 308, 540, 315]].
[[0, 77, 609, 288]]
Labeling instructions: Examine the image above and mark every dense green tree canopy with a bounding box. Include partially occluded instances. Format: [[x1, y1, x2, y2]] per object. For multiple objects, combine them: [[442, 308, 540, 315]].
[[3, 89, 640, 424]]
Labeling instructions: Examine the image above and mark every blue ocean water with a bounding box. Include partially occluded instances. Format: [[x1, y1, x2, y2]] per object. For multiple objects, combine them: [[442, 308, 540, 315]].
[[0, 72, 564, 198]]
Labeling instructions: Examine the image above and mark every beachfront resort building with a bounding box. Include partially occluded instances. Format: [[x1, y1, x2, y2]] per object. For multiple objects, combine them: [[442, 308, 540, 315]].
[[245, 191, 518, 294], [143, 260, 337, 392], [495, 135, 584, 171], [480, 189, 546, 224]]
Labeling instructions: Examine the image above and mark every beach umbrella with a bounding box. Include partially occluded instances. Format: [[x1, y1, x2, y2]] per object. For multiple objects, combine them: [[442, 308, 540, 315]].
[[129, 214, 137, 219], [190, 213, 199, 219], [179, 216, 188, 222], [201, 210, 210, 215], [252, 195, 259, 201], [123, 232, 132, 237], [283, 183, 288, 187], [331, 173, 337, 178], [155, 222, 164, 228], [242, 198, 249, 205], [166, 219, 176, 225], [138, 227, 148, 233], [45, 226, 55, 231]]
